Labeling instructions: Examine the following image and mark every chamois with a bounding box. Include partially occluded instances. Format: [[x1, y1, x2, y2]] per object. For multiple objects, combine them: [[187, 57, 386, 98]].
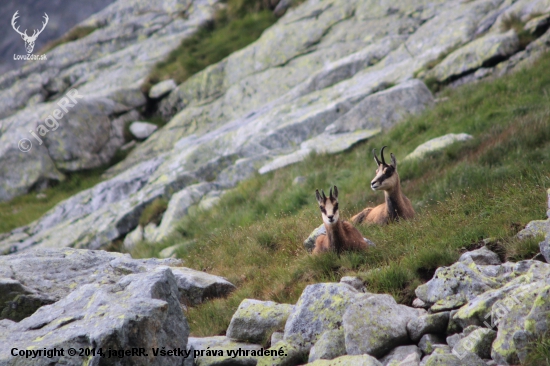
[[313, 186, 368, 255], [351, 146, 415, 225]]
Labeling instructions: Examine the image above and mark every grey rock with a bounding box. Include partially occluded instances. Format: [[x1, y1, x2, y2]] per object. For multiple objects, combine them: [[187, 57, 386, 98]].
[[452, 328, 496, 360], [490, 279, 550, 365], [0, 266, 189, 366], [170, 266, 236, 306], [424, 351, 486, 366], [344, 294, 419, 358], [325, 79, 434, 134], [0, 247, 234, 314], [308, 329, 346, 362], [340, 276, 366, 292], [257, 339, 304, 366], [150, 182, 216, 242], [396, 352, 421, 366], [429, 30, 520, 82], [459, 246, 501, 266], [227, 299, 293, 344], [130, 121, 159, 140], [307, 355, 383, 366], [149, 79, 178, 99], [187, 336, 262, 366], [271, 331, 284, 346], [418, 334, 446, 355], [380, 345, 422, 366], [446, 333, 463, 349], [292, 176, 307, 185], [407, 311, 450, 342], [0, 278, 54, 321], [404, 133, 473, 161], [415, 262, 501, 311], [303, 224, 327, 253], [123, 225, 143, 251], [541, 239, 550, 263], [284, 283, 360, 351], [412, 298, 428, 309]]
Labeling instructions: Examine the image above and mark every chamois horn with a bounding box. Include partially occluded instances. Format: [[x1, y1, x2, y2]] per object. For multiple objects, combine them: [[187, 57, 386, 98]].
[[380, 146, 388, 165], [373, 149, 382, 165]]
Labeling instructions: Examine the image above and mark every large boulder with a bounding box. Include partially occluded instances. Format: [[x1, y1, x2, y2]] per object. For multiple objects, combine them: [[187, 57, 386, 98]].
[[415, 262, 501, 311], [0, 247, 234, 321], [284, 283, 360, 351], [343, 294, 419, 358], [0, 267, 189, 366], [227, 299, 294, 344], [308, 329, 346, 362], [429, 30, 520, 82]]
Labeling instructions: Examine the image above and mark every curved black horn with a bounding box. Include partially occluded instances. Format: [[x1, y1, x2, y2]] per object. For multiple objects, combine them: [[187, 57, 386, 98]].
[[373, 148, 381, 165], [380, 146, 388, 165]]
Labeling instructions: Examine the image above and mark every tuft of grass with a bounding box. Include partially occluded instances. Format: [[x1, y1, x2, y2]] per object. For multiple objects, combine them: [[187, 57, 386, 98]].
[[39, 26, 98, 54], [524, 333, 550, 365], [138, 198, 168, 227], [500, 12, 538, 50]]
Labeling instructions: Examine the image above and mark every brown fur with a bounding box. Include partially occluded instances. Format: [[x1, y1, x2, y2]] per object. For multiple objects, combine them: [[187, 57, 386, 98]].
[[352, 147, 415, 225], [313, 186, 368, 255]]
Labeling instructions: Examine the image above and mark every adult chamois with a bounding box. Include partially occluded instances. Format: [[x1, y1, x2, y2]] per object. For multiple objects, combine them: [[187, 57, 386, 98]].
[[351, 146, 415, 225], [313, 186, 368, 255]]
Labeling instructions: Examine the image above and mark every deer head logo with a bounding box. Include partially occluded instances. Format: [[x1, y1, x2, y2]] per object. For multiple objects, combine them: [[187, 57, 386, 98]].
[[11, 11, 49, 54]]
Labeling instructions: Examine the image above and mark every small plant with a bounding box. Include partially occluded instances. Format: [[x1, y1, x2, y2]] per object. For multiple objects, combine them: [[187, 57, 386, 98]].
[[139, 198, 168, 227], [500, 12, 537, 50], [524, 332, 550, 365]]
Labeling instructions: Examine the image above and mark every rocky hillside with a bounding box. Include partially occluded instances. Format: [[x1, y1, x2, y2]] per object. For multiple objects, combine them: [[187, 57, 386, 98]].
[[2, 0, 550, 254], [0, 0, 117, 74], [1, 204, 549, 365]]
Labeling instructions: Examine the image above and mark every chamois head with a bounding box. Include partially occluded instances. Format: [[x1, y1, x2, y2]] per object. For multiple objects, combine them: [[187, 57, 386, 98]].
[[371, 146, 399, 192], [316, 186, 339, 226]]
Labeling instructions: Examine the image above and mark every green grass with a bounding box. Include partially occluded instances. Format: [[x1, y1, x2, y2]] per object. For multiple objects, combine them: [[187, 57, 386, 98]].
[[143, 0, 280, 91], [130, 52, 550, 340], [525, 333, 550, 365], [0, 169, 104, 234]]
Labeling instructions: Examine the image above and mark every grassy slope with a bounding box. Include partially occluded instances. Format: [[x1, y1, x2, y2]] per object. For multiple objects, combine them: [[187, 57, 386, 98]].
[[132, 52, 550, 345], [143, 0, 281, 90], [0, 170, 104, 234]]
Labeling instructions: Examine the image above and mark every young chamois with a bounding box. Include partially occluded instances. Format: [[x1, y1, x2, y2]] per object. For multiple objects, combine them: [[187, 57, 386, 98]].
[[351, 146, 415, 225], [313, 186, 368, 255]]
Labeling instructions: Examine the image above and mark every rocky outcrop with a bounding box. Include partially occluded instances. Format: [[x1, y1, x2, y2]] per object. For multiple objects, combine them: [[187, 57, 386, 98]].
[[0, 0, 220, 203], [8, 0, 550, 253], [0, 248, 234, 322], [0, 250, 191, 366]]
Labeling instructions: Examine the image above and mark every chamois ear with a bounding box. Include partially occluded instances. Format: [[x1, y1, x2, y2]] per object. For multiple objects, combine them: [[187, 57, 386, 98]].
[[390, 153, 397, 169], [315, 189, 323, 204], [333, 185, 338, 200]]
